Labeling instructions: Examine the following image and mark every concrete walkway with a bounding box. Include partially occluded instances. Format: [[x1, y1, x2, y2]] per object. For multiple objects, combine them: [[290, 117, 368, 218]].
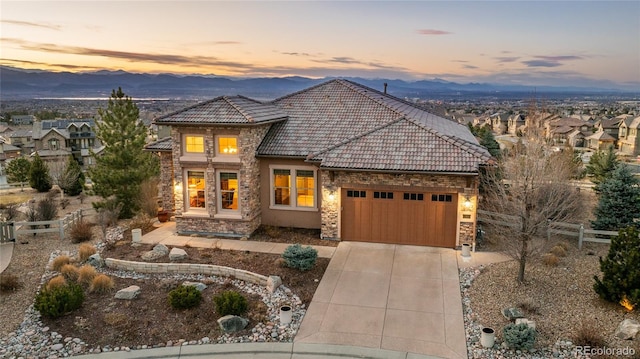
[[0, 241, 15, 274]]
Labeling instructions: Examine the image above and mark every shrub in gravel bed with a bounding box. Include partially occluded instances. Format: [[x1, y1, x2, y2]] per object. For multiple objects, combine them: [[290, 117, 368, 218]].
[[78, 243, 97, 262], [542, 253, 560, 266], [50, 255, 71, 272], [0, 273, 21, 292], [282, 244, 318, 271], [35, 282, 84, 318], [572, 319, 606, 348], [503, 323, 537, 350], [550, 245, 567, 257], [214, 290, 248, 316], [60, 263, 79, 281], [77, 265, 98, 286], [45, 275, 67, 290], [89, 274, 115, 294], [594, 226, 640, 308], [70, 220, 94, 243], [168, 285, 202, 309]]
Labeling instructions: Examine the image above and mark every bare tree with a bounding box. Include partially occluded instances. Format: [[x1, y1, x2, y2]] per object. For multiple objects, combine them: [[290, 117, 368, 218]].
[[481, 101, 584, 283]]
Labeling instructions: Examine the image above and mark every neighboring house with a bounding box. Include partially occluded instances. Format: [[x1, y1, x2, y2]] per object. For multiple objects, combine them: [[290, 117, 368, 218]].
[[148, 79, 492, 248], [489, 113, 510, 135], [11, 115, 36, 125], [585, 131, 616, 150], [0, 137, 22, 168], [507, 114, 525, 135], [618, 116, 640, 156], [8, 129, 33, 151], [594, 115, 628, 142], [567, 130, 586, 148], [472, 115, 491, 128], [32, 119, 100, 167], [0, 124, 14, 135], [545, 117, 593, 145]]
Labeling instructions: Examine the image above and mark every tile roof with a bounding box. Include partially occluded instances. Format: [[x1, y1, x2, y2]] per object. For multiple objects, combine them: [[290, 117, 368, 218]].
[[154, 95, 288, 125], [586, 131, 616, 141], [259, 79, 490, 173], [145, 137, 172, 152]]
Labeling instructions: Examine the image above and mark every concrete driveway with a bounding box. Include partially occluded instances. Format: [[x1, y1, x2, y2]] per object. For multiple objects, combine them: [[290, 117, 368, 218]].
[[295, 242, 466, 359]]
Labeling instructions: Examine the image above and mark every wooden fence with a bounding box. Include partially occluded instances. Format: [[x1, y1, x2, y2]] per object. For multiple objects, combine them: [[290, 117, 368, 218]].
[[0, 209, 85, 241], [477, 209, 621, 249]]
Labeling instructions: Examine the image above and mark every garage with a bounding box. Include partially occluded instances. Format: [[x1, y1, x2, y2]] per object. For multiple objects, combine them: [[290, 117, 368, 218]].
[[341, 188, 458, 247]]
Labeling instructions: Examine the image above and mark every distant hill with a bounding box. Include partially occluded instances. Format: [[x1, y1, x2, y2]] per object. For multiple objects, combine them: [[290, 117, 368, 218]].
[[0, 66, 634, 101]]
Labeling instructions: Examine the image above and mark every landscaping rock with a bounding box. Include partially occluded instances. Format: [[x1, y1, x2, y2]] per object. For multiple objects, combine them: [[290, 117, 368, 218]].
[[87, 254, 104, 268], [182, 281, 206, 291], [217, 315, 248, 333], [515, 318, 536, 330], [115, 285, 141, 300], [615, 319, 640, 340], [267, 276, 282, 293], [169, 248, 188, 261], [141, 244, 169, 261], [501, 307, 524, 320]]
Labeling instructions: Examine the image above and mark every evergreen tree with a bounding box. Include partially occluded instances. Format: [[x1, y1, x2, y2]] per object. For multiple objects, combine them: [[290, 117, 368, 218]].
[[61, 156, 85, 196], [6, 157, 31, 191], [591, 164, 640, 230], [585, 145, 619, 186], [88, 88, 159, 219], [479, 129, 501, 159], [593, 226, 640, 308], [29, 153, 52, 192]]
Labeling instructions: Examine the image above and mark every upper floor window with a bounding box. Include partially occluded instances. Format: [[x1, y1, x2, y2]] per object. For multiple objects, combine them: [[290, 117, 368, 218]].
[[185, 135, 205, 154], [217, 136, 238, 156], [49, 139, 59, 151], [270, 166, 317, 210]]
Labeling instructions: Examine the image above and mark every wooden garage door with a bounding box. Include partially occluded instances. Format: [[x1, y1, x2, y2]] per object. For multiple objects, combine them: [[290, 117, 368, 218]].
[[341, 188, 458, 247]]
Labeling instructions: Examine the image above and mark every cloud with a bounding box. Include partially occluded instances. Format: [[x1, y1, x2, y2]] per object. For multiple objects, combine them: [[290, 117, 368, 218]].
[[416, 29, 452, 35], [495, 56, 520, 63], [535, 55, 583, 61], [523, 60, 563, 68], [212, 41, 241, 45], [462, 64, 479, 69], [452, 60, 468, 63], [280, 52, 312, 57], [1, 58, 100, 71], [1, 20, 61, 31], [523, 55, 584, 68]]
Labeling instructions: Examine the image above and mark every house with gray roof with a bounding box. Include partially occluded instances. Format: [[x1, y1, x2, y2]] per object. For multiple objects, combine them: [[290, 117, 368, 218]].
[[148, 79, 491, 248], [618, 115, 640, 156], [32, 119, 100, 167]]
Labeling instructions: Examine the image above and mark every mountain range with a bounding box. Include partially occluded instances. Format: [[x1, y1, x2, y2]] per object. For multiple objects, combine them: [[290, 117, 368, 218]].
[[0, 66, 635, 101]]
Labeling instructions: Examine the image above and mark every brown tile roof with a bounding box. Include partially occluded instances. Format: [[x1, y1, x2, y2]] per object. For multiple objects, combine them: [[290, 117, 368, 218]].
[[258, 79, 490, 173], [154, 95, 287, 125], [145, 137, 172, 152]]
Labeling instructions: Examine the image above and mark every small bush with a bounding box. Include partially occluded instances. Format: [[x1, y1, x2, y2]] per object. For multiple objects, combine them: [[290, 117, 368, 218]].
[[103, 312, 129, 327], [503, 323, 537, 350], [0, 274, 21, 292], [1, 204, 20, 221], [38, 197, 58, 223], [60, 264, 79, 281], [78, 243, 97, 262], [168, 285, 202, 309], [282, 244, 318, 271], [89, 274, 115, 294], [572, 319, 606, 348], [70, 220, 94, 244], [517, 298, 540, 315], [557, 241, 569, 251], [46, 275, 67, 290], [128, 214, 155, 234], [550, 245, 567, 257], [542, 253, 559, 266], [213, 290, 248, 316], [77, 265, 97, 286], [50, 255, 71, 272], [78, 192, 86, 204], [34, 282, 84, 318]]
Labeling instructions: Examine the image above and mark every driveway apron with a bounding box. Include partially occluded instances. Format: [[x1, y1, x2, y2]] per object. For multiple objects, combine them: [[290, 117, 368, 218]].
[[296, 242, 466, 359]]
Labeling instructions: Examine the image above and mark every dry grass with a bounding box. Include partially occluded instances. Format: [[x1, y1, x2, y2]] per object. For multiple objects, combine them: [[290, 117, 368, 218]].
[[70, 220, 94, 244], [103, 312, 129, 327], [0, 192, 32, 206], [59, 264, 79, 281], [550, 244, 568, 257], [89, 274, 115, 294], [45, 275, 67, 291], [78, 244, 97, 262], [77, 265, 98, 287], [542, 253, 560, 266], [50, 255, 71, 272], [127, 214, 156, 234], [0, 274, 21, 292], [572, 318, 607, 348]]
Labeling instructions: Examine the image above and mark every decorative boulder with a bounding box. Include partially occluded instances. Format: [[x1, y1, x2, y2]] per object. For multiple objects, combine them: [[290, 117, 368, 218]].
[[141, 244, 169, 261], [515, 318, 536, 330], [87, 254, 104, 268], [267, 276, 282, 293], [615, 319, 640, 340], [217, 315, 248, 333], [169, 248, 188, 261], [115, 285, 141, 300], [182, 281, 207, 292], [501, 307, 524, 321]]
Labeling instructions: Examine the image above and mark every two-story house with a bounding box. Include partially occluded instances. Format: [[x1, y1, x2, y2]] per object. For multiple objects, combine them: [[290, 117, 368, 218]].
[[32, 119, 100, 167], [147, 79, 492, 249], [618, 116, 640, 156]]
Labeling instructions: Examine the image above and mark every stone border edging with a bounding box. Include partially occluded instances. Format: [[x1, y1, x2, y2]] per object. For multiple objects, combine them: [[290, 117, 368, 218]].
[[105, 258, 269, 286]]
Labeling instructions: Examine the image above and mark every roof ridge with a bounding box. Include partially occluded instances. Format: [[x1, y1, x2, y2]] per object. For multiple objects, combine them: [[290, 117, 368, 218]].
[[224, 96, 254, 123], [154, 96, 226, 122], [307, 115, 406, 160], [270, 79, 340, 103]]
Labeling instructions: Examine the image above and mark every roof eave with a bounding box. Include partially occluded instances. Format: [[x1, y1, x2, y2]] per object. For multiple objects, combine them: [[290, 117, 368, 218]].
[[154, 117, 287, 127]]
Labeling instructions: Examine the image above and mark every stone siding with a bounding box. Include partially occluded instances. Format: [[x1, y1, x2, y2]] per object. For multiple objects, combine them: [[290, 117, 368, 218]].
[[159, 152, 174, 212], [171, 125, 270, 237]]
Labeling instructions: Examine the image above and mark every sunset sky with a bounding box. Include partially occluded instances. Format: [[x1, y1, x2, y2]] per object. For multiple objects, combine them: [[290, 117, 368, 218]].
[[1, 1, 639, 90]]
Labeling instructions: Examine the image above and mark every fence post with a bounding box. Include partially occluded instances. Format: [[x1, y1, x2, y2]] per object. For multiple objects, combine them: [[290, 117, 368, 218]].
[[578, 224, 584, 250], [59, 219, 65, 240]]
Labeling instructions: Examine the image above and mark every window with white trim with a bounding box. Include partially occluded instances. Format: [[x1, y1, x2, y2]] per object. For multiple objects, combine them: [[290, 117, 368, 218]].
[[218, 171, 239, 212], [271, 166, 316, 209], [186, 170, 206, 211], [184, 135, 204, 154]]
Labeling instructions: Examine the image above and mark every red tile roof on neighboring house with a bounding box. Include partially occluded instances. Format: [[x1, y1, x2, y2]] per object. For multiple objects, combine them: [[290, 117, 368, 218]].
[[155, 95, 288, 125]]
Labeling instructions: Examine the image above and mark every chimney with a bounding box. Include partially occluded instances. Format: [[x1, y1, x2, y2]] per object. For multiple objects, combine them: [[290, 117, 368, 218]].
[[383, 83, 388, 94]]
